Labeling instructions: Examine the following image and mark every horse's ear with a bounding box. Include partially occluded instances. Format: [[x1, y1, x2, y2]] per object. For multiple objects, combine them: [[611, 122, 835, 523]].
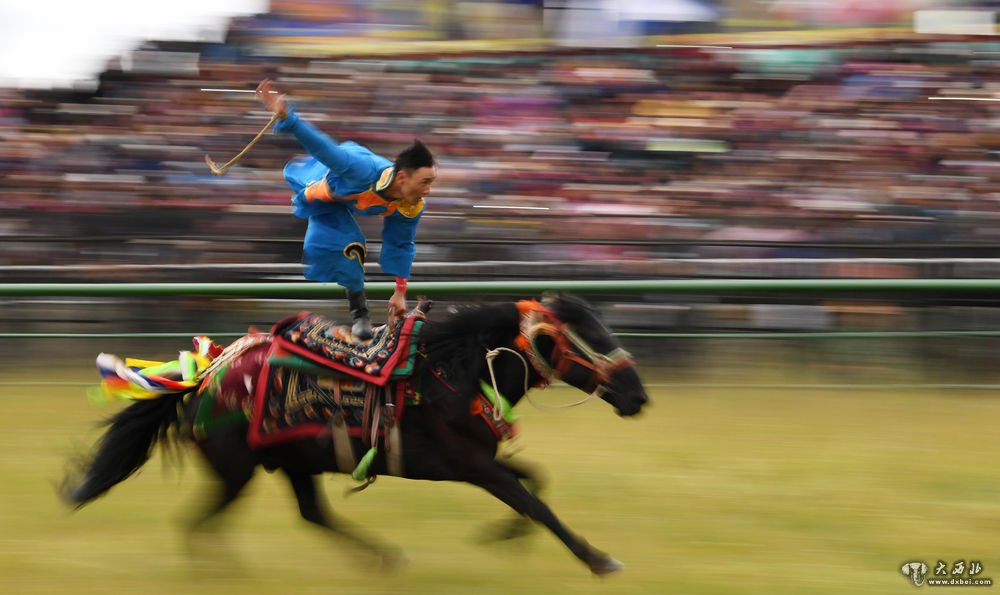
[[541, 291, 560, 306]]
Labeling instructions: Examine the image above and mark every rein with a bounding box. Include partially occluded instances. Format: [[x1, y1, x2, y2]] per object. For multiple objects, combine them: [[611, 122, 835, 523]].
[[485, 347, 594, 413], [484, 347, 529, 421]]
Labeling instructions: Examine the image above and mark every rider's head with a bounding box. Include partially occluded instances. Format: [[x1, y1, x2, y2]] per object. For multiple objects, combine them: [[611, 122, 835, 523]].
[[390, 140, 436, 202]]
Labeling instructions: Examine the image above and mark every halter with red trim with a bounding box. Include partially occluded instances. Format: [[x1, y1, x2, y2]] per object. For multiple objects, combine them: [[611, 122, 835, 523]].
[[514, 299, 634, 395]]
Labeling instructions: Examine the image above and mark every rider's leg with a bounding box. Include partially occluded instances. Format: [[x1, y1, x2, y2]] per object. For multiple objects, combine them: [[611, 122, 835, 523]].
[[346, 286, 372, 340], [303, 212, 373, 340]]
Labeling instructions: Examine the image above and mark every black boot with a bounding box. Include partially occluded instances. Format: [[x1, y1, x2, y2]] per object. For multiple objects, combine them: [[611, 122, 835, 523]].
[[346, 289, 373, 340]]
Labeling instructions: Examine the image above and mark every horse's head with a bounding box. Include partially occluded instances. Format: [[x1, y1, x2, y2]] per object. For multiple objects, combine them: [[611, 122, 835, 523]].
[[516, 294, 649, 417]]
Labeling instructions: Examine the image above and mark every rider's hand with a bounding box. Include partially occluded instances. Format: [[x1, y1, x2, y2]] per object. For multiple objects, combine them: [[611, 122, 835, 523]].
[[256, 79, 288, 119], [387, 290, 407, 321]]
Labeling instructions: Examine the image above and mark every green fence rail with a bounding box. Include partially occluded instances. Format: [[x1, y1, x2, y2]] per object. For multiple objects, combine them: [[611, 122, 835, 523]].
[[3, 279, 1000, 387], [4, 278, 1000, 297], [4, 279, 1000, 339]]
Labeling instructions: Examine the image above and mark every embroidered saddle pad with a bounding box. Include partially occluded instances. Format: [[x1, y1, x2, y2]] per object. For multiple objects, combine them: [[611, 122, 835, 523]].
[[246, 365, 412, 449], [270, 313, 423, 386]]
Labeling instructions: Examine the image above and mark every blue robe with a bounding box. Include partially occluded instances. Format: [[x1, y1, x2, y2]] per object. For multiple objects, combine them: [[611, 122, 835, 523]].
[[274, 109, 423, 292]]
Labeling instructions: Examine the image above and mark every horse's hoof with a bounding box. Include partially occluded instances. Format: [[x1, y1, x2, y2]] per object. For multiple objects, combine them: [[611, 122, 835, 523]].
[[590, 556, 624, 576], [56, 484, 81, 509]]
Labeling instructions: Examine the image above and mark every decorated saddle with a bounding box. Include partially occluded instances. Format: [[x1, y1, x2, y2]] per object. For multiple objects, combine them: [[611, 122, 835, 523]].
[[246, 313, 427, 478], [268, 313, 423, 385], [91, 310, 429, 480]]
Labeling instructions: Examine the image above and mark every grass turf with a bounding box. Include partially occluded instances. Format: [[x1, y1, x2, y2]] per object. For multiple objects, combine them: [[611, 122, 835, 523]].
[[0, 369, 998, 594]]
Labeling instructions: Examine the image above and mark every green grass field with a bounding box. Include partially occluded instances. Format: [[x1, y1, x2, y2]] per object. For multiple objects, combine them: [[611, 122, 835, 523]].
[[1, 369, 998, 595]]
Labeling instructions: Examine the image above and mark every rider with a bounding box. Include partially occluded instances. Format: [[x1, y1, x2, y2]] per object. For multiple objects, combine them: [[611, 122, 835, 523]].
[[255, 79, 436, 340]]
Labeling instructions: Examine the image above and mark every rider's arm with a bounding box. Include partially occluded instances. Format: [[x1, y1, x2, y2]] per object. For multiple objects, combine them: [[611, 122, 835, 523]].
[[274, 110, 369, 178], [381, 211, 421, 319], [379, 210, 421, 280], [257, 78, 369, 178]]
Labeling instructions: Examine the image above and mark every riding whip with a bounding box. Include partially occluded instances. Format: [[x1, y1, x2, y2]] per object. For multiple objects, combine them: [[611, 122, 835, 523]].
[[204, 112, 280, 175]]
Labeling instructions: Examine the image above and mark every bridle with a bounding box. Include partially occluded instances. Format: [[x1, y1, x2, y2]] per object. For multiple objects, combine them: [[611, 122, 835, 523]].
[[480, 299, 635, 423], [512, 299, 634, 397]]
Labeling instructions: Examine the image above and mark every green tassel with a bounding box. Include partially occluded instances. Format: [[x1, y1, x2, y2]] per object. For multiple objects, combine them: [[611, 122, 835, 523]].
[[352, 447, 377, 481], [479, 381, 519, 424], [179, 352, 198, 381]]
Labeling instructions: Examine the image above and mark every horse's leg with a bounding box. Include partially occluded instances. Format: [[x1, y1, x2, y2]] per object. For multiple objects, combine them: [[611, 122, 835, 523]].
[[497, 458, 545, 496], [470, 456, 620, 573], [283, 470, 407, 570], [429, 416, 622, 575], [186, 430, 258, 534], [174, 430, 259, 572], [477, 458, 545, 542]]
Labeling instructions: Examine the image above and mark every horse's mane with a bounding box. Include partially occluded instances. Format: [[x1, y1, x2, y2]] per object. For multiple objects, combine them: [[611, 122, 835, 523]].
[[418, 302, 521, 411], [547, 293, 622, 348]]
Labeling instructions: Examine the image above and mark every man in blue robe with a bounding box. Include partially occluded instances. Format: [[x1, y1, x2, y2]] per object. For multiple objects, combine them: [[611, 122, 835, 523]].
[[256, 79, 437, 340]]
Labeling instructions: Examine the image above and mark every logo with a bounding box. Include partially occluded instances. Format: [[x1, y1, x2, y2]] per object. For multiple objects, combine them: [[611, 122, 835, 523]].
[[901, 560, 992, 588], [902, 562, 928, 586]]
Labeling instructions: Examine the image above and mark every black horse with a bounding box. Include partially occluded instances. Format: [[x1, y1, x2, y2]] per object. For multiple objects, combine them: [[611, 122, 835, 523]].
[[63, 293, 649, 574]]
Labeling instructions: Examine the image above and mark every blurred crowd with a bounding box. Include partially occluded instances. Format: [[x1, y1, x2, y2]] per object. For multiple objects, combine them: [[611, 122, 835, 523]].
[[3, 18, 1000, 278]]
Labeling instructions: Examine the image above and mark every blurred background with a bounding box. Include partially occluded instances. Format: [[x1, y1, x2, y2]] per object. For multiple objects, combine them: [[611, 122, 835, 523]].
[[5, 0, 1000, 380], [6, 3, 1000, 594]]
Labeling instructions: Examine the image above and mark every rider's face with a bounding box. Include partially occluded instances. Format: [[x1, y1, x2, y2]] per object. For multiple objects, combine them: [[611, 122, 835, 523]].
[[395, 167, 436, 202]]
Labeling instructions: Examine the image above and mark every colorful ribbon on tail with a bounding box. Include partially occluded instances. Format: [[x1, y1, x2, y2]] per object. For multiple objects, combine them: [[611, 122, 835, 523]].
[[88, 336, 223, 402]]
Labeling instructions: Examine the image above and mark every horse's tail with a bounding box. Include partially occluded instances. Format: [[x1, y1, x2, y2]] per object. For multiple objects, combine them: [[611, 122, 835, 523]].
[[62, 392, 187, 508]]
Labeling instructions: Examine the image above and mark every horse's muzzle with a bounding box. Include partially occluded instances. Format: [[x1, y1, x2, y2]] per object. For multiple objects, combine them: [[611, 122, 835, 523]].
[[603, 367, 649, 417], [615, 395, 648, 417]]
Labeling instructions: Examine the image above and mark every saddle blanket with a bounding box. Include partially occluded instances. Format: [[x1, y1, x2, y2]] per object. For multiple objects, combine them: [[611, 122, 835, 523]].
[[270, 313, 423, 386], [247, 364, 412, 449]]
